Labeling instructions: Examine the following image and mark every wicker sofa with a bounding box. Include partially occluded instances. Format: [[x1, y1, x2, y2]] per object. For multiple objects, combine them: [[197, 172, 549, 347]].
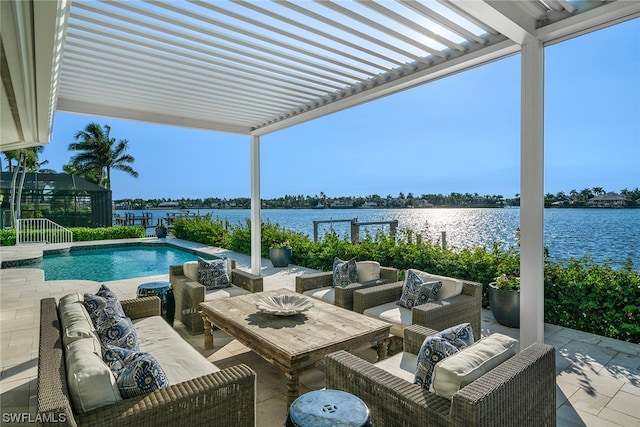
[[295, 262, 399, 311], [37, 296, 256, 427], [170, 259, 263, 334], [353, 271, 483, 341], [326, 325, 556, 427]]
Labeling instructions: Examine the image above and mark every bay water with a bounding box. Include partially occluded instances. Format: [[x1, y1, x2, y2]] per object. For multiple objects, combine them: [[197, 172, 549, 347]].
[[115, 207, 640, 269]]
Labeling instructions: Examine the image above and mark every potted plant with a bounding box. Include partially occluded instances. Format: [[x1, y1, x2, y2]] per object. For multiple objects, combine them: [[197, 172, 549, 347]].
[[488, 274, 520, 328], [269, 240, 292, 267], [155, 223, 168, 238]]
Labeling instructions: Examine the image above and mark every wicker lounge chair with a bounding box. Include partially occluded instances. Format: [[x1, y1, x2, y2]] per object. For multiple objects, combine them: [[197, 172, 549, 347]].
[[170, 259, 263, 334], [353, 274, 483, 341], [325, 325, 556, 427], [295, 262, 399, 310], [37, 296, 256, 427]]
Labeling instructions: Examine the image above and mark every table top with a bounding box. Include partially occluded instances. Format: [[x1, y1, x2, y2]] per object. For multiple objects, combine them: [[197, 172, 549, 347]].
[[200, 289, 390, 373], [137, 281, 171, 291], [289, 389, 369, 427]]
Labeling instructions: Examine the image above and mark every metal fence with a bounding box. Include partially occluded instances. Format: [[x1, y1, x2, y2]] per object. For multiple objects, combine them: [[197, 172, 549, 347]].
[[16, 218, 73, 244]]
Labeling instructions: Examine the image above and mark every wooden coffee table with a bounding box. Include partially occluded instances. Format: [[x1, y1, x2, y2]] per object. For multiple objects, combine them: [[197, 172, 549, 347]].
[[199, 289, 391, 407]]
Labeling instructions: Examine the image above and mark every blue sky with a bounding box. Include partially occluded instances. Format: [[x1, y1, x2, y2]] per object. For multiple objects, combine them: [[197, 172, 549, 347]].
[[42, 18, 638, 201]]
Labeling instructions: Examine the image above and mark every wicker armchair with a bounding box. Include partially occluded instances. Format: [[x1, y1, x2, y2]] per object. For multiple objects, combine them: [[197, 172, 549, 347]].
[[170, 260, 263, 334], [353, 277, 483, 341], [325, 325, 556, 427], [296, 264, 399, 310], [37, 297, 256, 427]]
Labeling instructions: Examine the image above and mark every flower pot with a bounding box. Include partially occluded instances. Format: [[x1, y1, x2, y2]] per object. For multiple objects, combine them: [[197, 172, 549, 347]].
[[269, 247, 292, 267], [488, 282, 520, 328], [155, 226, 167, 238]]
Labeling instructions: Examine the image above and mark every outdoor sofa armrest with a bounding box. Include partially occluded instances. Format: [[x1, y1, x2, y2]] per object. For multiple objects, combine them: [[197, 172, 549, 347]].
[[411, 280, 483, 341], [352, 281, 404, 314], [121, 297, 161, 319], [379, 266, 400, 282], [295, 271, 333, 293], [402, 324, 440, 355], [231, 269, 263, 293], [334, 278, 396, 310]]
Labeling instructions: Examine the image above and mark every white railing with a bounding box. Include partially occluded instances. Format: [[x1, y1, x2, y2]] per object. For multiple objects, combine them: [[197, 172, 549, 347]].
[[16, 219, 73, 245]]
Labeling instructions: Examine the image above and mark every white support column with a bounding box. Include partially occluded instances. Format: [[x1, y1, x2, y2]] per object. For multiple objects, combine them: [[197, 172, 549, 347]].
[[250, 134, 262, 276], [520, 39, 545, 348]]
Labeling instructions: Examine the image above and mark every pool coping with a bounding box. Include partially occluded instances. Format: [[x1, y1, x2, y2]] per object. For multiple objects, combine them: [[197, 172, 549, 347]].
[[0, 237, 222, 268]]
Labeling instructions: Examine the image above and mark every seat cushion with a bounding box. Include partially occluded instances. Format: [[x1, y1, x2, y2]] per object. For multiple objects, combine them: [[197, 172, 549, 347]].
[[432, 333, 518, 400], [303, 286, 335, 304], [204, 284, 252, 300], [407, 269, 464, 301], [374, 351, 418, 384], [356, 261, 380, 282], [65, 337, 122, 414], [133, 316, 219, 385], [363, 302, 411, 337]]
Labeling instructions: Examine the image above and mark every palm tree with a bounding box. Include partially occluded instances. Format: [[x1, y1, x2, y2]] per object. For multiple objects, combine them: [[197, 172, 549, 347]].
[[67, 122, 138, 190]]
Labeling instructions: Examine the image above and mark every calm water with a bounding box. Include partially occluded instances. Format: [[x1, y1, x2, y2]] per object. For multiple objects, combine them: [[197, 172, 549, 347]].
[[28, 246, 204, 281], [116, 208, 640, 269]]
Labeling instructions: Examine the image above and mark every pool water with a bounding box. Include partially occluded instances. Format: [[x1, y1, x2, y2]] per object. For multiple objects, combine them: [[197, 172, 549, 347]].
[[26, 246, 204, 282]]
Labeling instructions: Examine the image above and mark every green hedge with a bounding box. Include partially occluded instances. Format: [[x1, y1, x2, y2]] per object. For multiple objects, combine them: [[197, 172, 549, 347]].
[[173, 215, 640, 344], [0, 226, 145, 245]]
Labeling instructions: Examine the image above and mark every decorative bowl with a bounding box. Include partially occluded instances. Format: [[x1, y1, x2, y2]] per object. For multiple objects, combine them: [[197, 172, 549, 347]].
[[256, 295, 314, 316]]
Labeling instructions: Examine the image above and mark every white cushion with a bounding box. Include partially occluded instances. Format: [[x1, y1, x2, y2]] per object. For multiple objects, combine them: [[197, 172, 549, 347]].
[[432, 333, 518, 400], [356, 261, 381, 282], [58, 293, 97, 346], [183, 261, 199, 281], [65, 337, 122, 413], [374, 351, 418, 383], [133, 316, 219, 385], [203, 284, 251, 300], [303, 286, 335, 304], [408, 269, 463, 301], [363, 302, 411, 337]]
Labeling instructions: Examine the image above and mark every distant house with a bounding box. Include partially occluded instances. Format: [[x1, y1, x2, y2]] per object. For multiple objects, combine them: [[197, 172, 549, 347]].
[[362, 201, 378, 208], [157, 201, 180, 208], [414, 199, 434, 208], [588, 193, 627, 208], [330, 198, 354, 208]]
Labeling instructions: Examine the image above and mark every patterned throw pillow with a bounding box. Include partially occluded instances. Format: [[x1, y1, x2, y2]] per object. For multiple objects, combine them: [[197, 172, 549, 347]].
[[85, 285, 139, 351], [102, 346, 170, 399], [332, 257, 357, 288], [197, 257, 231, 290], [414, 336, 460, 389], [397, 270, 442, 308], [414, 323, 475, 390]]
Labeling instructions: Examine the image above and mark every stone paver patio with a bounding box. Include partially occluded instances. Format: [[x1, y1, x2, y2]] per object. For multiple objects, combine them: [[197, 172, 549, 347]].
[[1, 238, 638, 426]]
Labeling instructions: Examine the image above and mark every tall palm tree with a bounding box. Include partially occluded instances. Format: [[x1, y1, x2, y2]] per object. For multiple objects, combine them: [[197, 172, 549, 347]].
[[67, 122, 138, 190]]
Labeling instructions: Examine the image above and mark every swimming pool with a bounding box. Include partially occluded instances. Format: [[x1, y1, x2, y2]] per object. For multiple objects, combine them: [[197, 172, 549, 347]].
[[24, 245, 209, 282]]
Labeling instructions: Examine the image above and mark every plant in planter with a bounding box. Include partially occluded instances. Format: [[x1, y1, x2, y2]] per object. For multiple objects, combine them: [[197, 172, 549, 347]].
[[155, 223, 168, 238], [488, 274, 520, 328], [269, 240, 292, 267]]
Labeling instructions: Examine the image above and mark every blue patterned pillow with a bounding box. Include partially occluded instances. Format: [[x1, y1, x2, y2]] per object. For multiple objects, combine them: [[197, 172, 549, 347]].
[[397, 270, 442, 308], [84, 285, 125, 325], [332, 257, 357, 288], [85, 286, 139, 351], [97, 316, 139, 351], [102, 346, 170, 398], [198, 257, 231, 290], [414, 323, 475, 390], [415, 336, 460, 389]]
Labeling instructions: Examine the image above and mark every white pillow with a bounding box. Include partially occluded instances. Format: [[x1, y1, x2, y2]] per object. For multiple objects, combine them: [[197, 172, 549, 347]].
[[409, 269, 463, 300], [183, 261, 199, 281], [356, 261, 380, 282], [65, 337, 122, 413], [431, 333, 518, 400], [58, 293, 96, 346]]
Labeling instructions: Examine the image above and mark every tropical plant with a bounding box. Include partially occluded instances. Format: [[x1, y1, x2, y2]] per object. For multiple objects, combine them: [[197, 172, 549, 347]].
[[493, 274, 521, 291], [66, 122, 138, 189], [270, 240, 291, 249]]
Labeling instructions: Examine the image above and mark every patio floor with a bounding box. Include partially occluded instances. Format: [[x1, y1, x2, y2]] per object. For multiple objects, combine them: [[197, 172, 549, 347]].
[[1, 238, 638, 426]]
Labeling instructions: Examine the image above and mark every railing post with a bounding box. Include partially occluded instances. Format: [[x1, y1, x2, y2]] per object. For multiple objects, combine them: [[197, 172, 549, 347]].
[[313, 221, 319, 242], [441, 231, 447, 250], [350, 218, 359, 244]]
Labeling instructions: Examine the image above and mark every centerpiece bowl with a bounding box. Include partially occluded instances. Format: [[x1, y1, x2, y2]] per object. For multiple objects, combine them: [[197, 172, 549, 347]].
[[256, 295, 314, 316]]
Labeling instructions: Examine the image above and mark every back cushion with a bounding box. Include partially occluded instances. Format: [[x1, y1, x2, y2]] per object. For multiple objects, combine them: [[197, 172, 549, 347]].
[[431, 333, 518, 400], [58, 293, 96, 346], [409, 269, 463, 300], [183, 261, 199, 281], [65, 337, 122, 413], [356, 261, 381, 282]]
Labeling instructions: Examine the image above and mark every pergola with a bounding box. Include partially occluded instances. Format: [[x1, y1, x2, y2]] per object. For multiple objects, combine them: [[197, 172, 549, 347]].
[[2, 0, 639, 349]]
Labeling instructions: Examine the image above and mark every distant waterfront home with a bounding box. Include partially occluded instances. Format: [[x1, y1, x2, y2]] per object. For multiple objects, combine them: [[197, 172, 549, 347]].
[[588, 192, 627, 208], [157, 201, 180, 208]]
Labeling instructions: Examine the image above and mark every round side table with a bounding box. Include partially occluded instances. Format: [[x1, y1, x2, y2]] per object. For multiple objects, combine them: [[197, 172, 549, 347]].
[[137, 281, 175, 325], [286, 389, 372, 427]]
